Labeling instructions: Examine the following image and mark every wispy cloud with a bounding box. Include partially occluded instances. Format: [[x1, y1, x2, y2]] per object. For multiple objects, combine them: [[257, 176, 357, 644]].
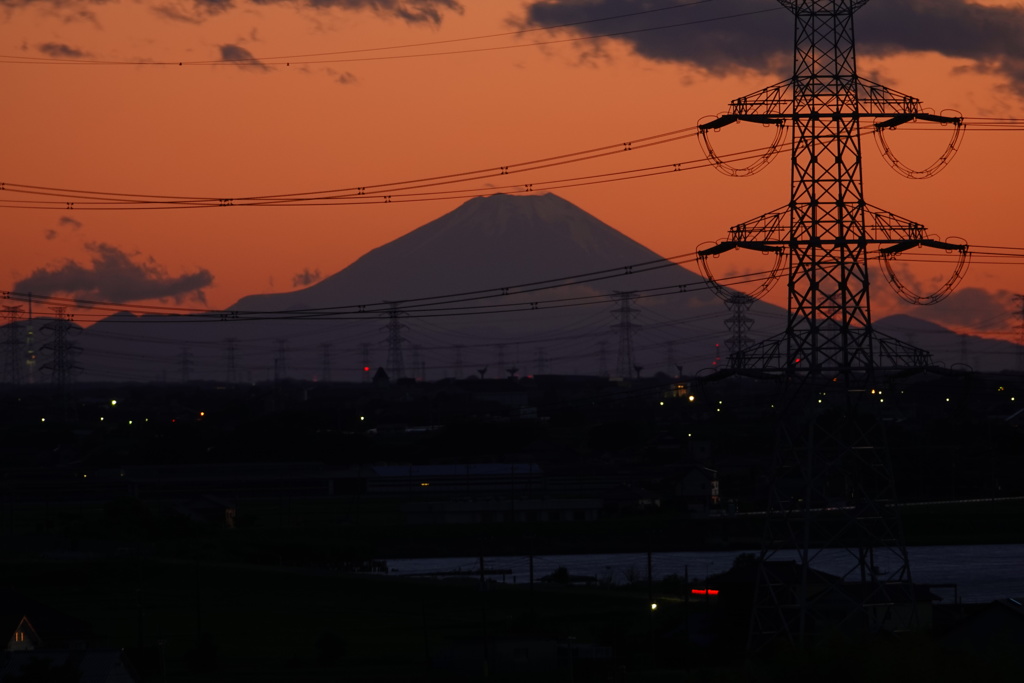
[[38, 42, 90, 58], [218, 44, 269, 70], [292, 267, 322, 288], [144, 0, 462, 25]]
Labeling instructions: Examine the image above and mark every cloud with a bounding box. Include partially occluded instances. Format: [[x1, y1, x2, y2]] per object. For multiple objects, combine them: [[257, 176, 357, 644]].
[[144, 0, 462, 24], [335, 71, 357, 85], [918, 287, 1018, 332], [14, 242, 213, 304], [218, 44, 270, 70], [44, 215, 82, 240], [520, 0, 1024, 96], [292, 267, 321, 288], [38, 42, 90, 58]]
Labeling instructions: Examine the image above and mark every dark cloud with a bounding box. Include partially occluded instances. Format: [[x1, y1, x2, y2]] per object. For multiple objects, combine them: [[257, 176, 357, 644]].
[[292, 267, 321, 288], [521, 0, 1024, 95], [335, 70, 357, 85], [45, 229, 58, 240], [59, 215, 82, 229], [38, 42, 89, 58], [218, 44, 270, 70], [5, 0, 462, 25], [14, 242, 213, 304], [144, 0, 461, 24], [253, 0, 463, 25]]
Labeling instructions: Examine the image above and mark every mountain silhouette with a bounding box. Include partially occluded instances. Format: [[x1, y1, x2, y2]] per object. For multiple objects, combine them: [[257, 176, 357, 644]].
[[231, 193, 709, 311]]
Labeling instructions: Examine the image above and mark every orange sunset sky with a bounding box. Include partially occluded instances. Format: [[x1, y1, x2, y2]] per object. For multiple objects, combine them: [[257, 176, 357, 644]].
[[2, 0, 1023, 342]]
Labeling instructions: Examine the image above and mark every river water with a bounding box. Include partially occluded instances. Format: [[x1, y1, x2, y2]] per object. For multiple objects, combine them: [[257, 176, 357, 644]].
[[386, 544, 1024, 604]]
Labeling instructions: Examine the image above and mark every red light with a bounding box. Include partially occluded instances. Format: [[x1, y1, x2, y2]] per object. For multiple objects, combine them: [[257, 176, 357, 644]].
[[363, 366, 370, 372], [690, 588, 719, 595]]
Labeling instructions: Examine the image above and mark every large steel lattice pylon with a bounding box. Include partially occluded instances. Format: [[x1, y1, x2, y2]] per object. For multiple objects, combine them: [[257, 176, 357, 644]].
[[693, 0, 971, 650], [697, 0, 969, 379]]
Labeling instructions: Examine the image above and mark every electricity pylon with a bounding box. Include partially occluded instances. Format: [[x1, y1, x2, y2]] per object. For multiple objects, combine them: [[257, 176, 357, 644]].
[[611, 291, 641, 379], [383, 303, 407, 380], [724, 293, 755, 370], [697, 0, 969, 379], [693, 0, 972, 649]]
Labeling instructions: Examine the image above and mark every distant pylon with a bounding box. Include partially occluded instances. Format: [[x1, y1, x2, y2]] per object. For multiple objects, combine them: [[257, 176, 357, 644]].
[[535, 347, 547, 375], [40, 306, 81, 391], [611, 292, 641, 379], [724, 293, 755, 370], [224, 337, 239, 384], [2, 305, 26, 385], [597, 340, 608, 377], [453, 345, 464, 379], [411, 345, 423, 382], [320, 343, 332, 383], [382, 304, 407, 379], [1014, 294, 1024, 371], [274, 339, 288, 382], [360, 343, 372, 382], [178, 347, 193, 383]]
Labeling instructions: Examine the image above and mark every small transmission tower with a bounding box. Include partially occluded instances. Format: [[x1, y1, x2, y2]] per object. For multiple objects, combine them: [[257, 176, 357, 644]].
[[382, 303, 407, 379], [224, 337, 239, 385], [693, 0, 972, 649], [2, 305, 26, 385], [40, 306, 81, 415], [724, 293, 755, 370], [611, 292, 641, 379]]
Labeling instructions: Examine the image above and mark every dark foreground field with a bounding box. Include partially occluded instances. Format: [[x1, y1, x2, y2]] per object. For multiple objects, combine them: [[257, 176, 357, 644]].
[[2, 497, 1023, 681]]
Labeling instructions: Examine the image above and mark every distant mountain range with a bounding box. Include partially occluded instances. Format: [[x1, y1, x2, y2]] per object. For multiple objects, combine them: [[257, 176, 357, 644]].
[[14, 194, 1024, 383]]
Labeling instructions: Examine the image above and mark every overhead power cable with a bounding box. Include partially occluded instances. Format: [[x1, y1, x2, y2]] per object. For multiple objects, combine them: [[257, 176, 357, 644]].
[[1, 134, 801, 212]]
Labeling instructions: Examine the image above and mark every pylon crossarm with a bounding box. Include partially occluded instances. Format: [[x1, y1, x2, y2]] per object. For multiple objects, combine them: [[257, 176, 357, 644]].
[[864, 206, 927, 242], [697, 207, 790, 302], [855, 77, 924, 115], [873, 112, 965, 179], [879, 239, 971, 305], [698, 115, 787, 177], [728, 79, 793, 116]]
